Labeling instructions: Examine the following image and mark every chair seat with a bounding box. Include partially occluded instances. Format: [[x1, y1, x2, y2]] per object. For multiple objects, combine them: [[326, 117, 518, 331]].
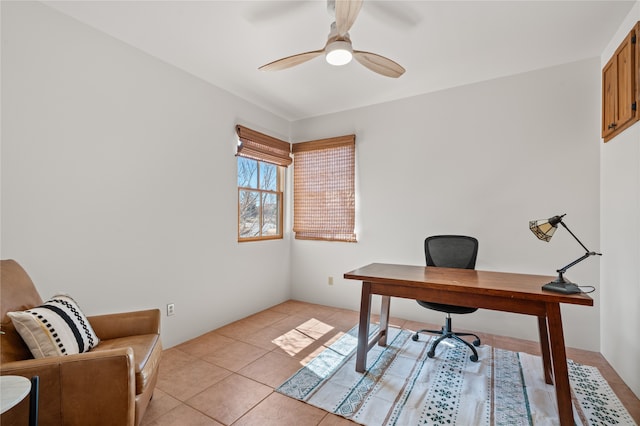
[[417, 300, 478, 315], [92, 334, 162, 395]]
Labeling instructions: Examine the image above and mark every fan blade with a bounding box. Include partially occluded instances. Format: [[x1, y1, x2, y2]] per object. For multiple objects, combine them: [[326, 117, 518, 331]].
[[353, 51, 405, 78], [335, 0, 363, 36], [259, 50, 324, 71]]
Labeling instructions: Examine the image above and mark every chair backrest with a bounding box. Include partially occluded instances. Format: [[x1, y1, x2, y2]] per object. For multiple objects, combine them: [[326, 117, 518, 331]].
[[424, 235, 478, 270], [1, 259, 44, 362]]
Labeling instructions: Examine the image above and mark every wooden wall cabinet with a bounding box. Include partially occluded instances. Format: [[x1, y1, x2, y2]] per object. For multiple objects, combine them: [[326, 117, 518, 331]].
[[602, 22, 639, 142]]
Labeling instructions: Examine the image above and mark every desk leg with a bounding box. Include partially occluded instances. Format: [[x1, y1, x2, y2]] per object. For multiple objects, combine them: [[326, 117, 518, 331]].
[[537, 315, 553, 385], [378, 296, 390, 347], [356, 282, 372, 373], [547, 303, 573, 426]]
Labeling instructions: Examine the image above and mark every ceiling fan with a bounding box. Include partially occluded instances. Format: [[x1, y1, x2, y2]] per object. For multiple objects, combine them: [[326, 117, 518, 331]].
[[258, 0, 405, 78]]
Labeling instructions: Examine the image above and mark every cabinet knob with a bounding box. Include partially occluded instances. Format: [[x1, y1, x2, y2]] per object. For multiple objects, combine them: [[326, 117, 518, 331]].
[[608, 123, 618, 129]]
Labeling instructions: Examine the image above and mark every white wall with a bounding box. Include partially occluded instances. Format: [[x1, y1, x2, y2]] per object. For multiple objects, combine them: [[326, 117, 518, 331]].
[[600, 2, 640, 398], [1, 1, 291, 348], [290, 58, 602, 352]]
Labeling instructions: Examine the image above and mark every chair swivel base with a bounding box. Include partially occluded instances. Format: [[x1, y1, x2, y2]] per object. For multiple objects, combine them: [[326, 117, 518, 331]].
[[412, 318, 481, 362]]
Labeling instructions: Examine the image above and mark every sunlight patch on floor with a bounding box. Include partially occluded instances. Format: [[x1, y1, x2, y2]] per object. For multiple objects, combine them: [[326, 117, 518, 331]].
[[272, 318, 336, 356]]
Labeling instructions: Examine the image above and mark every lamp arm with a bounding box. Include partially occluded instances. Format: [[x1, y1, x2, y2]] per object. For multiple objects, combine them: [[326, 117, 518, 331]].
[[558, 220, 591, 252], [556, 219, 602, 275], [557, 251, 600, 274]]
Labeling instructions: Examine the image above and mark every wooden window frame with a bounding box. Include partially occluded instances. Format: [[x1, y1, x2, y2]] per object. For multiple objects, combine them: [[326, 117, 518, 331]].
[[237, 159, 284, 242]]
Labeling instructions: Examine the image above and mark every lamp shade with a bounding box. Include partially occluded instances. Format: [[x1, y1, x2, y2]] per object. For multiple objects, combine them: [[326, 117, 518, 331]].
[[529, 215, 564, 242], [529, 219, 557, 242]]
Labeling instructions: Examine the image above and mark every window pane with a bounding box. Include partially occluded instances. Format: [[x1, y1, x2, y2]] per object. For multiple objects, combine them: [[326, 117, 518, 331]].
[[260, 162, 277, 191], [237, 154, 284, 241], [239, 190, 260, 238], [238, 157, 258, 189], [262, 192, 280, 236]]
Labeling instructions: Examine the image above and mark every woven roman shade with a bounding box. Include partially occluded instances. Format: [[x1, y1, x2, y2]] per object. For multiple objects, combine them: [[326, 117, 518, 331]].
[[236, 125, 292, 166], [292, 135, 356, 242]]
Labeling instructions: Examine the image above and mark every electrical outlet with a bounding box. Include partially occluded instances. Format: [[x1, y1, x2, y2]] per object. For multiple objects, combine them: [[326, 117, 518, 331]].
[[328, 276, 334, 285], [167, 303, 175, 316]]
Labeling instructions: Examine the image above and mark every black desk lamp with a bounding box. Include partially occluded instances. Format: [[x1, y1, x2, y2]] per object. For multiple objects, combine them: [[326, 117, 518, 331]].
[[529, 214, 602, 294]]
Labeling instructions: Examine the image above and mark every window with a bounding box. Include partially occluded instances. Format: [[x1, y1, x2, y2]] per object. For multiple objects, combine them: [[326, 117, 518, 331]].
[[292, 134, 356, 242], [236, 125, 291, 242], [237, 158, 283, 240]]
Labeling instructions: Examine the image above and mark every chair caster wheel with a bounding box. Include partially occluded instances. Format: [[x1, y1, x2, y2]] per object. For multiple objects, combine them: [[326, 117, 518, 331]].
[[427, 351, 435, 358], [473, 339, 481, 347], [411, 334, 419, 342], [470, 354, 478, 362]]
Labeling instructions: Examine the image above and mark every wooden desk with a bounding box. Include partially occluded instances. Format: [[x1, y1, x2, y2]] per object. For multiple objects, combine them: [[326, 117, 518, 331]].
[[344, 263, 593, 426]]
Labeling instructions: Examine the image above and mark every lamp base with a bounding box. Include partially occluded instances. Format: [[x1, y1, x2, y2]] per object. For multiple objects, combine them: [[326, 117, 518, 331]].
[[542, 281, 582, 294]]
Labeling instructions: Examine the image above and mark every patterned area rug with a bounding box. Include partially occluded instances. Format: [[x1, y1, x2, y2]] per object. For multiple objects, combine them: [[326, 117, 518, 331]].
[[277, 326, 636, 426]]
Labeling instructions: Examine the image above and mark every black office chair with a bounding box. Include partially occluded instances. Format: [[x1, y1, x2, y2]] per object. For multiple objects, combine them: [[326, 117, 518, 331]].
[[411, 235, 482, 362]]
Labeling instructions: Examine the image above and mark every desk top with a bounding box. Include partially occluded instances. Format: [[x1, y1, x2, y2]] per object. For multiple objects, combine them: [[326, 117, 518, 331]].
[[1, 375, 31, 414], [344, 263, 593, 306]]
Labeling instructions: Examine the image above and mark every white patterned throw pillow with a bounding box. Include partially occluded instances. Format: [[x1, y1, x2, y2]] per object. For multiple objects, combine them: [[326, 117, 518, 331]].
[[8, 294, 100, 358]]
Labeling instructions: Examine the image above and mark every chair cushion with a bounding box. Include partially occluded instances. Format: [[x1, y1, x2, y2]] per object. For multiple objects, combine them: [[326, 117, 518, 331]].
[[417, 300, 478, 315], [7, 294, 100, 358], [93, 334, 162, 394]]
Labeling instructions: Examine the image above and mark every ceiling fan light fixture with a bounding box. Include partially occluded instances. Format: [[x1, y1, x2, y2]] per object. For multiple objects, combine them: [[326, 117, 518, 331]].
[[325, 40, 353, 66], [259, 0, 404, 77]]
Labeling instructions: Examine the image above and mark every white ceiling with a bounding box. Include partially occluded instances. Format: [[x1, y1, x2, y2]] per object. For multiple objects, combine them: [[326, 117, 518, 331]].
[[43, 1, 635, 121]]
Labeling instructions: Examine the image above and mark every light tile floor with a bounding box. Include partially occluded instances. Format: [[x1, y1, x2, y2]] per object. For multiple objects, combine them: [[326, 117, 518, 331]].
[[141, 300, 640, 425]]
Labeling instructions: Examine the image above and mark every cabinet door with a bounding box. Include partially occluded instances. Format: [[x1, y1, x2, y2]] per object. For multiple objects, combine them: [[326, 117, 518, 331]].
[[616, 33, 636, 130], [602, 57, 617, 139], [636, 22, 640, 117], [602, 26, 638, 142]]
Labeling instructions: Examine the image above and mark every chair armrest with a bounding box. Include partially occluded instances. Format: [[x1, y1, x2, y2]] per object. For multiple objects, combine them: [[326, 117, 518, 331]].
[[88, 309, 161, 340], [1, 348, 136, 426]]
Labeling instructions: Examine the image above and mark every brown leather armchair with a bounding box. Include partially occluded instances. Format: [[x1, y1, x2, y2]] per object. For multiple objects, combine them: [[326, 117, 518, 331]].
[[1, 260, 162, 426]]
